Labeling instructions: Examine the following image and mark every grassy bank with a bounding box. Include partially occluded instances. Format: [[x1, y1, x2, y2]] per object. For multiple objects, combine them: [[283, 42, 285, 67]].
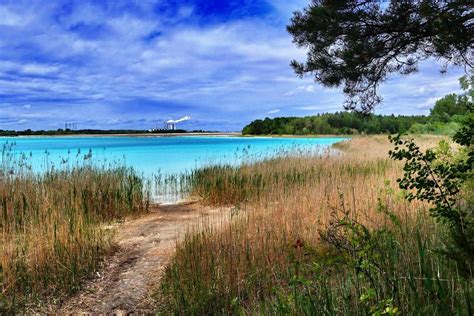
[[0, 144, 149, 312], [157, 135, 473, 314]]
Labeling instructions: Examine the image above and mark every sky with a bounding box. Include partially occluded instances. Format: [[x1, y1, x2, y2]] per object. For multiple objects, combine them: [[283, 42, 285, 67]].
[[0, 0, 467, 131]]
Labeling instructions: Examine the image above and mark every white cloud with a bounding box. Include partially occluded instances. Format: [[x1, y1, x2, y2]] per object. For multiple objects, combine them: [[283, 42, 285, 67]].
[[22, 63, 60, 75], [268, 109, 280, 114], [267, 0, 309, 20], [305, 85, 315, 93], [0, 60, 60, 75], [0, 1, 468, 129], [417, 96, 442, 110], [178, 6, 194, 19], [0, 6, 24, 26], [295, 106, 319, 111], [295, 105, 338, 111], [284, 85, 317, 96]]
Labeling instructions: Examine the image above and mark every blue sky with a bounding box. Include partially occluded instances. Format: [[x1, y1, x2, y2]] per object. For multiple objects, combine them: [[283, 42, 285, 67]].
[[0, 0, 467, 131]]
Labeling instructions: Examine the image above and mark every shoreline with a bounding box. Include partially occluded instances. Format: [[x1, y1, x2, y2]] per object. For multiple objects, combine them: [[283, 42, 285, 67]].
[[5, 132, 241, 138], [2, 132, 353, 139]]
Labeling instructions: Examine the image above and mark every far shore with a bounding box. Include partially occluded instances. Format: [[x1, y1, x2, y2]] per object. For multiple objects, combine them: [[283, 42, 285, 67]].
[[6, 132, 353, 138], [8, 132, 242, 138], [5, 131, 445, 141]]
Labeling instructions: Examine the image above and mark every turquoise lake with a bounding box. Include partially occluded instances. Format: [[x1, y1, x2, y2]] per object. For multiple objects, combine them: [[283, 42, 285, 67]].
[[1, 135, 347, 177]]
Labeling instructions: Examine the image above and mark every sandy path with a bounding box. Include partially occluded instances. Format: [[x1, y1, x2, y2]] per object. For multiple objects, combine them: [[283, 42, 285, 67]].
[[57, 202, 227, 315]]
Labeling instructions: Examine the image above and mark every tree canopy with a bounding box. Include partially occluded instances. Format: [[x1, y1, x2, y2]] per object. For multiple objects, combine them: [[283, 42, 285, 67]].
[[430, 93, 469, 122], [242, 75, 472, 136], [287, 1, 473, 113], [242, 112, 429, 135]]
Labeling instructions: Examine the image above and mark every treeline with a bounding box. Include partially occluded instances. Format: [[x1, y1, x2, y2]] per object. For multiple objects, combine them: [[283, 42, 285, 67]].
[[0, 129, 188, 136], [242, 113, 429, 135], [243, 92, 471, 135]]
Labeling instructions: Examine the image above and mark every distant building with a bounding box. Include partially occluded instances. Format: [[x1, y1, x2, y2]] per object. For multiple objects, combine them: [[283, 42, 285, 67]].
[[165, 122, 176, 130], [163, 116, 190, 130], [65, 121, 77, 131]]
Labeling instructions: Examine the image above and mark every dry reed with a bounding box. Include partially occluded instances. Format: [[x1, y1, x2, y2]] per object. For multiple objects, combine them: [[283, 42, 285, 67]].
[[0, 143, 149, 312], [158, 135, 472, 314]]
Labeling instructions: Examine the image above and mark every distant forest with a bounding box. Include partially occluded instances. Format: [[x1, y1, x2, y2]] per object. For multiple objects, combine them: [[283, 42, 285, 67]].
[[0, 129, 190, 136], [243, 93, 470, 135], [243, 113, 429, 135]]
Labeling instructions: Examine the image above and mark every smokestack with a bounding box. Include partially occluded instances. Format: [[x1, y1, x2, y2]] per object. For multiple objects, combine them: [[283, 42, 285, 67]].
[[166, 116, 191, 124], [164, 116, 191, 130]]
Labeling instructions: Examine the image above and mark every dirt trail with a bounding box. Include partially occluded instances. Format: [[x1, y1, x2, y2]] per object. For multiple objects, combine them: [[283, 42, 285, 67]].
[[57, 202, 228, 315]]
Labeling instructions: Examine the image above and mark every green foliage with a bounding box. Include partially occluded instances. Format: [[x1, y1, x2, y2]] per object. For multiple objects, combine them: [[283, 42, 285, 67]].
[[389, 136, 466, 222], [313, 193, 472, 315], [408, 121, 462, 136], [242, 112, 428, 135], [287, 1, 473, 112], [408, 72, 473, 135], [389, 72, 474, 273], [430, 93, 469, 122], [360, 288, 398, 316], [389, 114, 473, 275], [245, 74, 473, 137]]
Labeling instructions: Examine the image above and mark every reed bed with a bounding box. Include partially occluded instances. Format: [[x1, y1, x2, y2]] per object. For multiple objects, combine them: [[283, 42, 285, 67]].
[[157, 135, 473, 314], [0, 144, 149, 312]]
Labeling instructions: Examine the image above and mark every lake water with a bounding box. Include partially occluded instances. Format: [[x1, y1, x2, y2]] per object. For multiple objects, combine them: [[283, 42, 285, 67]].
[[1, 135, 347, 202], [1, 136, 347, 177]]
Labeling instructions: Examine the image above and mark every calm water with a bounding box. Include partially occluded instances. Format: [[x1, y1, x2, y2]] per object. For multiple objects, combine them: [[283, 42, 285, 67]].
[[1, 135, 346, 177]]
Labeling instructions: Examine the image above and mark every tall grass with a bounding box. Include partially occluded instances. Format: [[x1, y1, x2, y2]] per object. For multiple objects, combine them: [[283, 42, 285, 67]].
[[0, 143, 149, 312], [157, 135, 473, 314], [150, 144, 337, 204]]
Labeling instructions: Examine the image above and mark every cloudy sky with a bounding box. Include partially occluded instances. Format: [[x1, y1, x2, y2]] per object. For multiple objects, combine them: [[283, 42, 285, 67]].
[[0, 0, 467, 131]]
